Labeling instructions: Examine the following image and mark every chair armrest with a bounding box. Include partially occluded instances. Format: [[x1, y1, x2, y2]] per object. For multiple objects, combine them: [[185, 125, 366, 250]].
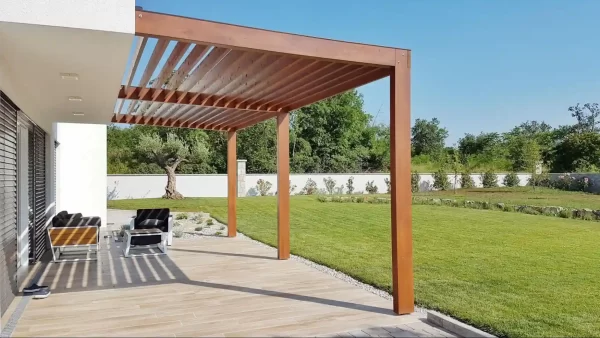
[[129, 217, 136, 229]]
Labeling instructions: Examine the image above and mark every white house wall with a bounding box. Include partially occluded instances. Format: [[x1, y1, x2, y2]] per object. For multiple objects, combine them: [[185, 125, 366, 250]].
[[57, 123, 107, 225]]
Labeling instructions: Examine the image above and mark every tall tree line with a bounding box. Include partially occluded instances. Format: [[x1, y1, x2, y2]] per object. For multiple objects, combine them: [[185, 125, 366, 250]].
[[108, 91, 600, 174]]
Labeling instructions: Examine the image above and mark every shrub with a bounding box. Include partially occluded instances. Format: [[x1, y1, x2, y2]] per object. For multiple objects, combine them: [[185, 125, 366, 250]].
[[301, 178, 318, 195], [323, 177, 336, 195], [317, 196, 328, 202], [365, 181, 378, 194], [571, 176, 593, 192], [175, 213, 188, 220], [289, 180, 297, 194], [480, 170, 498, 188], [384, 178, 391, 194], [459, 172, 475, 189], [194, 226, 203, 231], [411, 171, 420, 193], [196, 218, 204, 224], [355, 196, 365, 203], [216, 231, 223, 236], [119, 224, 130, 238], [346, 176, 355, 194], [502, 204, 515, 212], [503, 172, 520, 187], [334, 185, 345, 194], [520, 206, 541, 215], [220, 225, 226, 230], [528, 173, 551, 187], [206, 219, 214, 226], [173, 226, 184, 238], [433, 169, 450, 190], [559, 209, 571, 218], [256, 179, 272, 196]]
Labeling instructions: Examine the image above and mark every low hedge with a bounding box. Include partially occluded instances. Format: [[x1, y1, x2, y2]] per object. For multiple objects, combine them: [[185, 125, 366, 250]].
[[316, 195, 600, 222]]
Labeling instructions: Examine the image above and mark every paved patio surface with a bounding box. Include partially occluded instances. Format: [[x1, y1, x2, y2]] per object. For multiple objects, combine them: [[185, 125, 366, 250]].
[[8, 210, 455, 337]]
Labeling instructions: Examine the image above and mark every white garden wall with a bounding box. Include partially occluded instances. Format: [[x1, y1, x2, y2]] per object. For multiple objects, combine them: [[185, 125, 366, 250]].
[[107, 172, 566, 200]]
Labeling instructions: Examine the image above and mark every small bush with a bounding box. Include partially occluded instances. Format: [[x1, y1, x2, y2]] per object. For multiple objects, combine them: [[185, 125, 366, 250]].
[[289, 180, 297, 195], [196, 218, 204, 224], [459, 172, 475, 189], [528, 173, 551, 187], [433, 169, 450, 191], [206, 219, 214, 226], [216, 231, 223, 236], [502, 204, 515, 212], [411, 172, 420, 193], [503, 172, 520, 187], [559, 209, 571, 218], [365, 181, 378, 194], [220, 225, 226, 230], [317, 196, 328, 202], [355, 196, 365, 203], [256, 179, 272, 196], [175, 213, 188, 220], [572, 176, 593, 192], [173, 226, 184, 238], [119, 224, 130, 237], [301, 178, 318, 195], [384, 178, 391, 194], [323, 177, 337, 195], [194, 226, 203, 231], [346, 177, 355, 194], [481, 170, 498, 188], [520, 206, 541, 215]]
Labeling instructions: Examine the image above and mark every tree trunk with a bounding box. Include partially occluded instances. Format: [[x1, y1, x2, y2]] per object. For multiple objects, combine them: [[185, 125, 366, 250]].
[[163, 166, 183, 199]]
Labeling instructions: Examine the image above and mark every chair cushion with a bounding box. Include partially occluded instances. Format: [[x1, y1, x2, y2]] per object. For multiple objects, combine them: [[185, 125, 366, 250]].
[[138, 219, 165, 228]]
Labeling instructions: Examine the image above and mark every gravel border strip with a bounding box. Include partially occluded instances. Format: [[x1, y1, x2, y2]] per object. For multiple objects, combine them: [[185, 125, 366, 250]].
[[234, 231, 427, 315]]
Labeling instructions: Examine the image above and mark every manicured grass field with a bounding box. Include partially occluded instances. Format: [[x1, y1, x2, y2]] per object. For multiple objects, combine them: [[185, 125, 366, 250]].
[[415, 186, 600, 210], [109, 196, 600, 337]]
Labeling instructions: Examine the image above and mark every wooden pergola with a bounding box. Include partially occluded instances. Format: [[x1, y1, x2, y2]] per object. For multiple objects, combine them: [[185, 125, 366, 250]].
[[113, 8, 413, 315]]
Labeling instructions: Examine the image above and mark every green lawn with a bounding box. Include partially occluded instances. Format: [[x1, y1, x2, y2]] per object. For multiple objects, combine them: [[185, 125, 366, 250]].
[[110, 196, 600, 337], [415, 186, 600, 210]]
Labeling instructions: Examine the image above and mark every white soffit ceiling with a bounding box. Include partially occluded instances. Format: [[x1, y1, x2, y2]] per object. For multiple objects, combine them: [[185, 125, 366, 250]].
[[0, 22, 133, 130]]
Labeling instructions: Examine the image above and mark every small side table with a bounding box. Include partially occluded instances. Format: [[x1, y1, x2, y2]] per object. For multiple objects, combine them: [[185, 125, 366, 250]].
[[123, 228, 167, 258]]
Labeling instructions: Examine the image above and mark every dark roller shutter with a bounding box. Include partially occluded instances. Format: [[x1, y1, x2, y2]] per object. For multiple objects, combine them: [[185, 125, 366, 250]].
[[32, 127, 46, 262], [0, 92, 18, 316]]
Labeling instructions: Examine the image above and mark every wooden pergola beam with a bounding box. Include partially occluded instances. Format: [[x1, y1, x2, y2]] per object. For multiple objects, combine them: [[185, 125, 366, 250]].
[[228, 130, 237, 237], [276, 112, 290, 260], [390, 50, 414, 315], [135, 10, 400, 67], [117, 86, 272, 114]]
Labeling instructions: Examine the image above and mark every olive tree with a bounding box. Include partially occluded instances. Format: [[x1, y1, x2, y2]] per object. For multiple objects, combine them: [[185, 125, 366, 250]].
[[137, 133, 209, 199]]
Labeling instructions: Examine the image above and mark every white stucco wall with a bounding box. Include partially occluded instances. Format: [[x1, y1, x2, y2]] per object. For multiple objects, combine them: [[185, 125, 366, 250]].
[[0, 0, 135, 34], [107, 173, 542, 199], [57, 123, 107, 224]]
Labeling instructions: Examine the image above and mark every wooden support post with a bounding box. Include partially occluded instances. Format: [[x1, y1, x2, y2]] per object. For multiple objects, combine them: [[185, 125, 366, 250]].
[[390, 50, 414, 314], [276, 112, 290, 260], [227, 130, 237, 237]]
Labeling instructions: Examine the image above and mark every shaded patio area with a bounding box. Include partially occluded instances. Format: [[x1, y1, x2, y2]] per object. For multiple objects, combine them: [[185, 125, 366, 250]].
[[7, 211, 449, 337]]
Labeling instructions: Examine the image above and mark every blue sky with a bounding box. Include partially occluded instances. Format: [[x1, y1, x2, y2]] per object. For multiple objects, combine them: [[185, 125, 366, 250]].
[[136, 0, 600, 144]]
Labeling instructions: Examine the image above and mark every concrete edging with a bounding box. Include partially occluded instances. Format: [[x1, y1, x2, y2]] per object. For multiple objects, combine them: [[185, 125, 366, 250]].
[[427, 311, 496, 338]]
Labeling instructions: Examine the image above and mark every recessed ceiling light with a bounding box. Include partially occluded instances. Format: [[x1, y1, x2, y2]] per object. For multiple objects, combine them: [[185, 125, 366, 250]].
[[73, 112, 85, 116], [60, 73, 79, 80], [68, 96, 83, 102]]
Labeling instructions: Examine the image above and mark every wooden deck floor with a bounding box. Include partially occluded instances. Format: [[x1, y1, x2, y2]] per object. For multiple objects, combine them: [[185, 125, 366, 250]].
[[10, 222, 440, 337]]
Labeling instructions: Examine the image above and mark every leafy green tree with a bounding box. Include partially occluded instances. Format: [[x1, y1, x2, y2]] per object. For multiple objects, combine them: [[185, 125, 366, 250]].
[[551, 132, 600, 172], [522, 139, 541, 190], [292, 90, 371, 173], [449, 147, 463, 194], [411, 118, 448, 157], [136, 133, 209, 199], [569, 103, 600, 133]]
